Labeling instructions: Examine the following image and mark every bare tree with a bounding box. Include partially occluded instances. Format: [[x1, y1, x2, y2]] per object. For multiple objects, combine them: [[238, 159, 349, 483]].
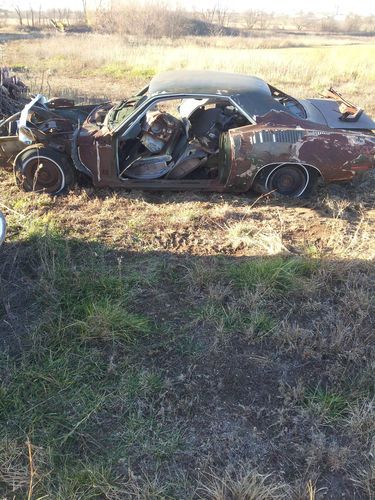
[[82, 0, 88, 24], [201, 5, 216, 24], [257, 11, 272, 30], [293, 11, 310, 31], [242, 10, 273, 31], [201, 2, 230, 35], [216, 4, 230, 29], [321, 16, 338, 32], [244, 10, 259, 30], [29, 4, 35, 28], [343, 14, 361, 33], [14, 5, 23, 27]]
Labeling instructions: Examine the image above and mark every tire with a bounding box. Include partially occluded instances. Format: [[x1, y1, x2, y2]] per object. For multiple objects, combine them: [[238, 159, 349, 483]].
[[265, 164, 310, 198], [14, 146, 75, 195]]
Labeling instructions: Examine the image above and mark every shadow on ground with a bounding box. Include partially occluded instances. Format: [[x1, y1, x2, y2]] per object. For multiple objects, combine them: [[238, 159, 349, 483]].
[[0, 233, 373, 498]]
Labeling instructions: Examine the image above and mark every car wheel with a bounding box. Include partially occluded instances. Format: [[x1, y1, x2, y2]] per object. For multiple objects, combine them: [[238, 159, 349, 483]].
[[266, 164, 310, 198], [14, 146, 75, 195]]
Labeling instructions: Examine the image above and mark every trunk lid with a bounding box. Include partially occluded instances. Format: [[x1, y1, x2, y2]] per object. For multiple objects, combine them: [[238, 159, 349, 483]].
[[302, 98, 375, 131]]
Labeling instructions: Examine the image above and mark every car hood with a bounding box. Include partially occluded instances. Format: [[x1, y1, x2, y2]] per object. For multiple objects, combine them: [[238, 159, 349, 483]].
[[300, 98, 375, 130]]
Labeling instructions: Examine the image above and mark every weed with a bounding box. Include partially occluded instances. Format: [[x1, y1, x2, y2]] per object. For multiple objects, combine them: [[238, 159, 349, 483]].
[[101, 62, 130, 78], [51, 465, 119, 500], [351, 443, 375, 499], [304, 387, 349, 422], [199, 468, 288, 499], [226, 256, 317, 294], [130, 67, 156, 79], [81, 299, 150, 343], [199, 302, 275, 339]]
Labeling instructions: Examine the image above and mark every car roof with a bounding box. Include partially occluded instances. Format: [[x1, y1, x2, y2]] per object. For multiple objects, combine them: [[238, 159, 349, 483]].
[[147, 70, 286, 118], [148, 70, 270, 97]]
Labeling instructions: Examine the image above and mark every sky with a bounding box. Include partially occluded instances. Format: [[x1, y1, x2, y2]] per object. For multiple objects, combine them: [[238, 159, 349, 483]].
[[2, 0, 375, 16]]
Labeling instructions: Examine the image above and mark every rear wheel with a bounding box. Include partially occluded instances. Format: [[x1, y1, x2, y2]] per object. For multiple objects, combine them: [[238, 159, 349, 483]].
[[14, 146, 75, 195], [253, 164, 311, 198], [267, 164, 309, 197]]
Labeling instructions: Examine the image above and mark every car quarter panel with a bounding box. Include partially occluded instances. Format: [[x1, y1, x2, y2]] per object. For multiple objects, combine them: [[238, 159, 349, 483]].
[[226, 111, 375, 190]]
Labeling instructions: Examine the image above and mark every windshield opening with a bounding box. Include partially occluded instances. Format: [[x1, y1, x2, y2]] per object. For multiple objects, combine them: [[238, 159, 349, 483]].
[[106, 95, 147, 130]]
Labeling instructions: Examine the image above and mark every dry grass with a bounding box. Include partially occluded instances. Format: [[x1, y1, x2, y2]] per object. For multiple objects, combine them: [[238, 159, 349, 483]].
[[4, 33, 375, 115], [0, 32, 374, 498], [198, 468, 288, 499]]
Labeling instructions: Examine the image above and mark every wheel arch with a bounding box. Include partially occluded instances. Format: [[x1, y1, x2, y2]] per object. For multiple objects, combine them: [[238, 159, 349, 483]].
[[252, 161, 323, 188], [13, 143, 45, 168], [253, 161, 323, 181]]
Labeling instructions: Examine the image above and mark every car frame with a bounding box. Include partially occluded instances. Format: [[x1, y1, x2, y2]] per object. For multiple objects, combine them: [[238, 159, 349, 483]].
[[1, 70, 375, 197]]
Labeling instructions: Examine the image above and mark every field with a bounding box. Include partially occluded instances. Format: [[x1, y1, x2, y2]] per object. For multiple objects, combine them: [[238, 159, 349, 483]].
[[0, 32, 375, 498]]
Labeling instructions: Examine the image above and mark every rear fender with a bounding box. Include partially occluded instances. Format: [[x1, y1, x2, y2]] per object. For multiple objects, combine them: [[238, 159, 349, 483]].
[[228, 125, 375, 188]]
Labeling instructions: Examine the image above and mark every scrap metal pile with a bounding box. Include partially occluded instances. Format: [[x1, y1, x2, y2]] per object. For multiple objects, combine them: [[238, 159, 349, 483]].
[[0, 67, 28, 119]]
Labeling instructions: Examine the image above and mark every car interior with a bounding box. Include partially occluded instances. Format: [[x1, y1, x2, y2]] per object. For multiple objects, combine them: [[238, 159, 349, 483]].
[[116, 97, 250, 181]]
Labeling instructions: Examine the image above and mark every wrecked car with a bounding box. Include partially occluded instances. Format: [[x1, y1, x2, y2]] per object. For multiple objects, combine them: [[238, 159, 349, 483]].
[[1, 70, 374, 197]]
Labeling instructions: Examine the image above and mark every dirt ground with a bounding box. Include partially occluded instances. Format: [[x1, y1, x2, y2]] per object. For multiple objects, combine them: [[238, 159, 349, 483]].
[[1, 163, 375, 498]]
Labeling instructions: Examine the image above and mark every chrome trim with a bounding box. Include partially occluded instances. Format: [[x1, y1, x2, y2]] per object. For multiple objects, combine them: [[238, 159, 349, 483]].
[[255, 161, 322, 180]]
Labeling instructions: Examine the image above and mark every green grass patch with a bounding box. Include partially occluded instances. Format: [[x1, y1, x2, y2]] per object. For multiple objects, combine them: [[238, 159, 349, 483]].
[[175, 335, 205, 356], [226, 256, 318, 294], [304, 387, 349, 422], [199, 302, 276, 339], [5, 212, 60, 242], [51, 465, 118, 500], [81, 299, 150, 343], [0, 223, 181, 497], [101, 62, 131, 78], [130, 67, 156, 79], [12, 195, 55, 212], [99, 63, 155, 80], [251, 311, 276, 335]]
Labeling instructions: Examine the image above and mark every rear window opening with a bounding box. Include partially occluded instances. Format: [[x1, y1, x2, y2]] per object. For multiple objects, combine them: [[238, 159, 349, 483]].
[[268, 84, 307, 119]]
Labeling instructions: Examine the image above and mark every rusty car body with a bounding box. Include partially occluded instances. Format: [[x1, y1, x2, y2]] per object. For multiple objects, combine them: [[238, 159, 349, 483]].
[[1, 70, 374, 197]]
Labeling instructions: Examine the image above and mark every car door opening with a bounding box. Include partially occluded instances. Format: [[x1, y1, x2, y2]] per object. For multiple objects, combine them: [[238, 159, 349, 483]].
[[117, 97, 250, 181]]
